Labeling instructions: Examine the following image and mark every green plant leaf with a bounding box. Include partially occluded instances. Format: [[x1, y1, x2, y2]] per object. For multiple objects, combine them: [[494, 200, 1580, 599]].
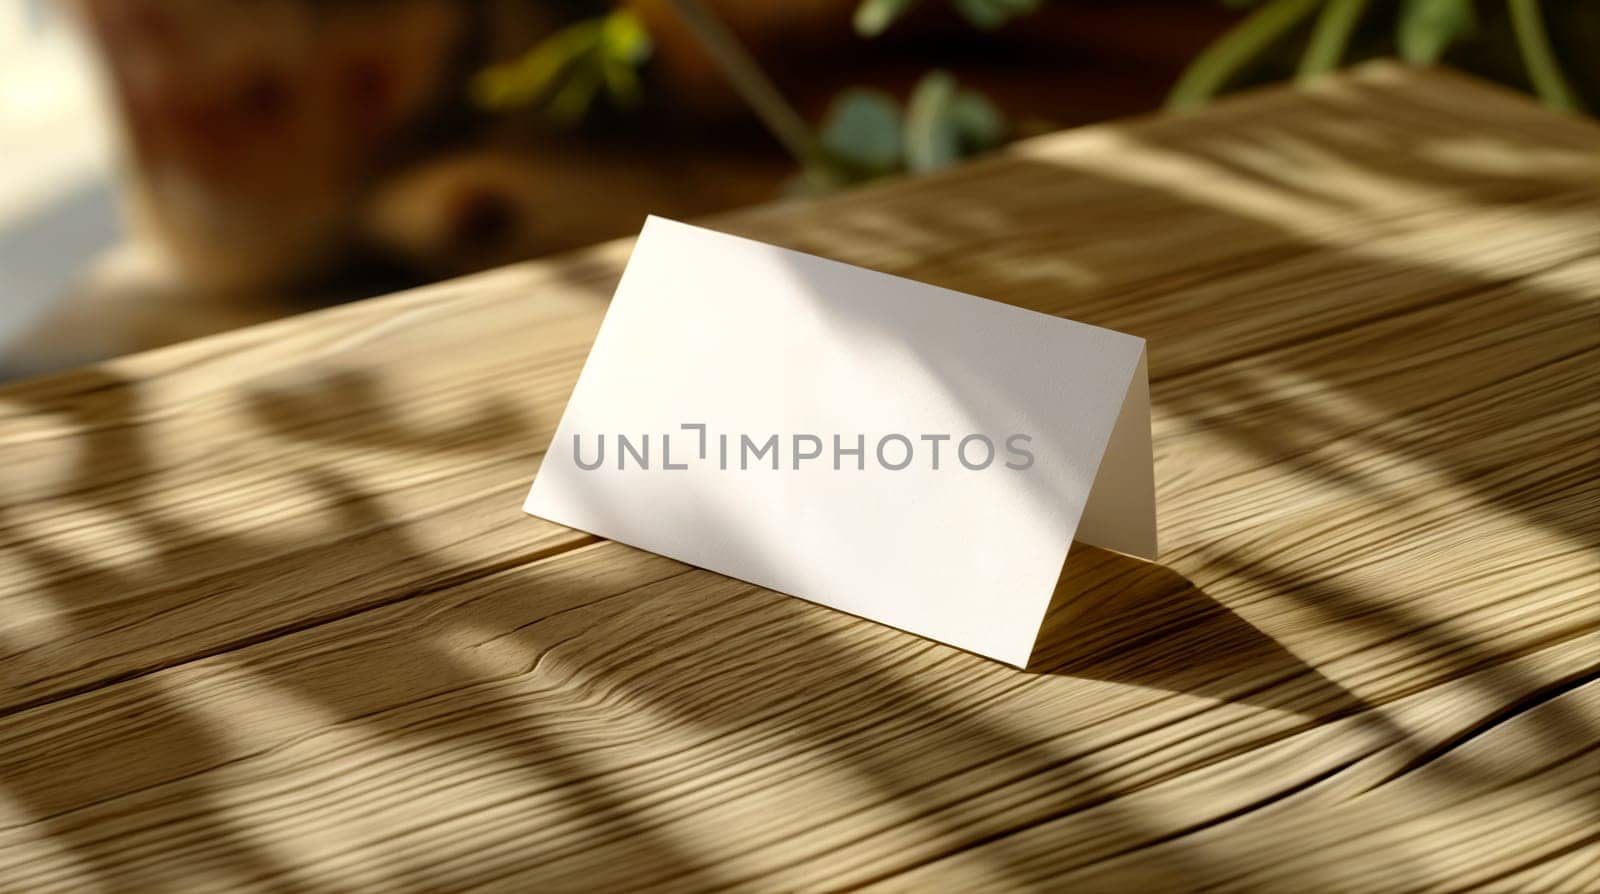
[[1508, 0, 1585, 112], [1167, 0, 1321, 110], [953, 0, 1035, 30], [812, 73, 1005, 189], [601, 10, 654, 67], [598, 11, 653, 107], [472, 11, 652, 119], [546, 62, 604, 126], [1397, 0, 1474, 64], [948, 89, 1005, 152], [904, 71, 1005, 172], [600, 58, 642, 106], [854, 0, 918, 37], [905, 71, 960, 171], [820, 89, 905, 175], [1298, 0, 1369, 79], [472, 23, 593, 110]]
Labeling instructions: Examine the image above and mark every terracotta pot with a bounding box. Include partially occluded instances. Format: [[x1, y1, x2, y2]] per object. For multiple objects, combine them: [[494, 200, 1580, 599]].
[[69, 0, 466, 293]]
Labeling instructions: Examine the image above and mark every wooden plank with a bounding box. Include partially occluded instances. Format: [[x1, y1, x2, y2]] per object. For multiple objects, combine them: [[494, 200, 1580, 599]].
[[865, 633, 1600, 892], [0, 544, 1592, 890], [0, 255, 623, 714], [0, 63, 1597, 889]]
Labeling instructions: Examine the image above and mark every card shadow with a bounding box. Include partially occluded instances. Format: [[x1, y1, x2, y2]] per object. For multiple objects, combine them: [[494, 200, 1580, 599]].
[[1028, 545, 1370, 720]]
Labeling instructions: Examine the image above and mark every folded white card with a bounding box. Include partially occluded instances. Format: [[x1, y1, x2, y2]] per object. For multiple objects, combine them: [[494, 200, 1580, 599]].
[[526, 216, 1156, 666]]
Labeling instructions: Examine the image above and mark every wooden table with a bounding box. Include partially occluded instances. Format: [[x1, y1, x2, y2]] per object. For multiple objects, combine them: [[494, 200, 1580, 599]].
[[2, 64, 1597, 891]]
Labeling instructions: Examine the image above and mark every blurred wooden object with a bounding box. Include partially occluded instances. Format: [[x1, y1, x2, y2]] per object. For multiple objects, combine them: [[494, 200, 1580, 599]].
[[1, 64, 1597, 891]]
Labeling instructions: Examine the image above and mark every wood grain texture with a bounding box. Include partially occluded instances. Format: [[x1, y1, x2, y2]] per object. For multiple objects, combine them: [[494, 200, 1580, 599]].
[[1, 63, 1597, 891]]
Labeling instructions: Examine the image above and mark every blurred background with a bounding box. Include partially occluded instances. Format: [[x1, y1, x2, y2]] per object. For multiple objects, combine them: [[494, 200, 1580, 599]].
[[1, 0, 1594, 379]]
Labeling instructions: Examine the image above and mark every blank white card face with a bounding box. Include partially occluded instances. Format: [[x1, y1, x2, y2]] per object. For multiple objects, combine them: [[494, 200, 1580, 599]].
[[526, 216, 1156, 666]]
